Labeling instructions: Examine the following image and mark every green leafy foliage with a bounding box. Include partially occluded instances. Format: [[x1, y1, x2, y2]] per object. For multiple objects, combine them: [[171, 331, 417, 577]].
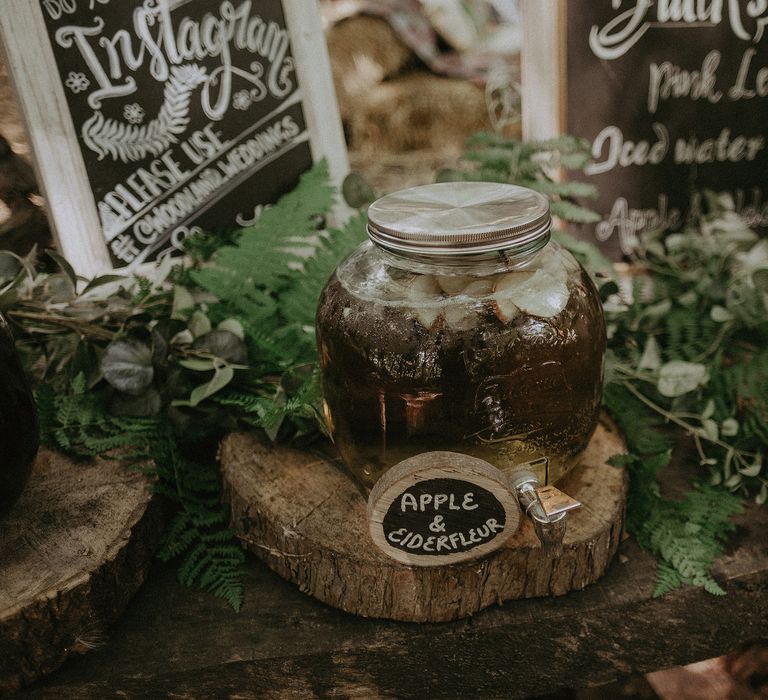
[[36, 374, 163, 457], [154, 439, 245, 612], [190, 162, 336, 323], [7, 161, 365, 610], [603, 196, 768, 500], [440, 133, 755, 596], [605, 385, 742, 596], [585, 194, 768, 595]]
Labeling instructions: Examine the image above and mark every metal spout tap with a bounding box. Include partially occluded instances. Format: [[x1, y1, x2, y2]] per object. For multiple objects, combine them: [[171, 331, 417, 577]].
[[507, 460, 581, 555]]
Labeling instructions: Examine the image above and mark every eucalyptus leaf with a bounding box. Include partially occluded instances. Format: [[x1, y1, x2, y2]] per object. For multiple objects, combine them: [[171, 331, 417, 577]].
[[151, 318, 186, 367], [45, 249, 79, 290], [173, 363, 235, 408], [82, 274, 126, 294], [739, 462, 763, 478], [101, 338, 154, 396], [217, 318, 245, 341], [757, 484, 768, 506], [191, 330, 247, 364], [738, 454, 762, 478], [342, 172, 376, 209], [710, 305, 734, 322], [720, 418, 739, 437], [0, 252, 22, 282], [179, 358, 216, 372], [638, 336, 661, 372], [188, 310, 211, 338], [44, 273, 76, 302], [172, 286, 195, 320], [170, 329, 194, 346], [698, 418, 719, 442], [657, 361, 709, 398], [723, 449, 734, 478]]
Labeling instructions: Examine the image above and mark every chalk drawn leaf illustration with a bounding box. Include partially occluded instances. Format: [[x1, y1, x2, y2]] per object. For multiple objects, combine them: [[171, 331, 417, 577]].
[[82, 64, 207, 163]]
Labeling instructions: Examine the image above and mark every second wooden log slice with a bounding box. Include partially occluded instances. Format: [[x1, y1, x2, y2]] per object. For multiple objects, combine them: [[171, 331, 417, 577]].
[[220, 415, 628, 623], [0, 449, 164, 694]]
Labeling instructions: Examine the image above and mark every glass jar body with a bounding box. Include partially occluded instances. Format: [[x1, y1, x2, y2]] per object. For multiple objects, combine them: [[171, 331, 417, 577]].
[[0, 313, 38, 514], [316, 241, 605, 490]]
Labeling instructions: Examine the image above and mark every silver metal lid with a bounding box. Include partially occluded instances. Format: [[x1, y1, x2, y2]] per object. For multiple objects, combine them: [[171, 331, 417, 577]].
[[366, 182, 551, 257]]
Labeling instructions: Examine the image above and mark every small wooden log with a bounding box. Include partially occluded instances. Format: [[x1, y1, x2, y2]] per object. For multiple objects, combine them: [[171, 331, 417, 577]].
[[220, 415, 628, 622], [0, 448, 164, 694]]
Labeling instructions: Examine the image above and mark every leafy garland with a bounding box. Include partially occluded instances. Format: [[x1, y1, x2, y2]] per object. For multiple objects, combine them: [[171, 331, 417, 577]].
[[3, 162, 365, 610], [3, 142, 765, 609]]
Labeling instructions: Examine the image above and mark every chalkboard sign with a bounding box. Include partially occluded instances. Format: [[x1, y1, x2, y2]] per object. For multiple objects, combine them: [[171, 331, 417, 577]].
[[367, 452, 520, 567], [0, 0, 348, 276], [522, 1, 768, 258]]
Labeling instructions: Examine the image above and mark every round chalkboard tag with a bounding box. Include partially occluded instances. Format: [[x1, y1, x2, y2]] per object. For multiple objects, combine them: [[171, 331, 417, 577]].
[[366, 451, 521, 567]]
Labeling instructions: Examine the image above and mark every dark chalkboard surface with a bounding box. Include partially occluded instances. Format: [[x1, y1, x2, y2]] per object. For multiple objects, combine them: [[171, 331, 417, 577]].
[[367, 451, 520, 567], [0, 0, 348, 274], [523, 1, 768, 259]]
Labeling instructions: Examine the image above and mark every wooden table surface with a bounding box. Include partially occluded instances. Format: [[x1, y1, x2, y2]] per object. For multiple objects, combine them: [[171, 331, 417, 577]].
[[21, 498, 767, 699]]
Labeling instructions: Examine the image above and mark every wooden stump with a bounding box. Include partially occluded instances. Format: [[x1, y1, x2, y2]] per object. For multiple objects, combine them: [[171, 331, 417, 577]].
[[220, 415, 628, 623], [0, 448, 164, 694]]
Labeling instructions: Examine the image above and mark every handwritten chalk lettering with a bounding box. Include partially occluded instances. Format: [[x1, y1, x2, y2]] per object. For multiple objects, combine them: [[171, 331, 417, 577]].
[[386, 518, 505, 554], [42, 0, 77, 21], [181, 124, 230, 165], [586, 123, 668, 175], [54, 0, 295, 118], [126, 117, 305, 258], [647, 50, 722, 114], [155, 225, 204, 261], [596, 195, 683, 256], [590, 1, 768, 60], [674, 128, 765, 164], [132, 168, 227, 245], [399, 491, 478, 512], [97, 113, 301, 243], [98, 151, 191, 230], [380, 477, 508, 557], [217, 115, 301, 178], [729, 48, 768, 101]]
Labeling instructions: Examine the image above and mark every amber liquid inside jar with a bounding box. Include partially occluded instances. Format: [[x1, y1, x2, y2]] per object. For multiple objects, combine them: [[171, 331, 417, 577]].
[[316, 184, 606, 490]]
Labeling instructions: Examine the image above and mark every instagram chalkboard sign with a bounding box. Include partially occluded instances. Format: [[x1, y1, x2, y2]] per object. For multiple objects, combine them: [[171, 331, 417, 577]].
[[367, 452, 520, 566], [0, 0, 348, 276], [522, 1, 768, 258]]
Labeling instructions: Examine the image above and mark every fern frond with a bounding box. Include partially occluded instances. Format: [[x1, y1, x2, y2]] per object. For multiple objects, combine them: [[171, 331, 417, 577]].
[[605, 384, 741, 596], [154, 439, 245, 611], [191, 162, 335, 303], [279, 211, 367, 328]]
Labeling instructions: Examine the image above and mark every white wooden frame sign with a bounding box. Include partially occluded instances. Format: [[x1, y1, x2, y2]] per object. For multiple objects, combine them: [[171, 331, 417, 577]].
[[0, 0, 349, 277]]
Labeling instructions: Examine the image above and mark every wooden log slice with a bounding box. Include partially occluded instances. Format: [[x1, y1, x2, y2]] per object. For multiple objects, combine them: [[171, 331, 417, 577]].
[[0, 449, 164, 694], [221, 415, 628, 623]]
